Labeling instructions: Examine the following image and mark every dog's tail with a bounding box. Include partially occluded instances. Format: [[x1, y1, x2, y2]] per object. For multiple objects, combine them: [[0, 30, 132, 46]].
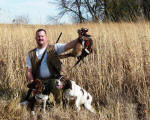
[[91, 105, 99, 114], [84, 103, 98, 114]]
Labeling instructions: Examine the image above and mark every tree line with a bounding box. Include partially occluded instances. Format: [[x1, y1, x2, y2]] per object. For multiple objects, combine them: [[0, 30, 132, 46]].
[[53, 0, 150, 23], [9, 0, 150, 24]]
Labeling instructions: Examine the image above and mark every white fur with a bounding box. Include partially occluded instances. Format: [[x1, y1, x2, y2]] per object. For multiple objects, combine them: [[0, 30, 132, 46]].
[[20, 93, 48, 114], [35, 94, 48, 113], [57, 79, 96, 113], [20, 100, 29, 106]]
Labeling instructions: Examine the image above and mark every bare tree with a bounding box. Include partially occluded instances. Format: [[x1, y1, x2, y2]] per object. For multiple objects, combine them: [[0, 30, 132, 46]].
[[84, 0, 105, 22], [57, 0, 86, 23], [48, 0, 104, 23], [49, 0, 150, 23]]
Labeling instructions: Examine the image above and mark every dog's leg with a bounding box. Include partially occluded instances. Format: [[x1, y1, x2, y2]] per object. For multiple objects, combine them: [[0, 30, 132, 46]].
[[28, 97, 36, 115], [20, 89, 32, 106], [31, 111, 35, 116], [25, 89, 32, 100], [43, 100, 46, 113], [63, 99, 67, 108], [75, 99, 81, 112]]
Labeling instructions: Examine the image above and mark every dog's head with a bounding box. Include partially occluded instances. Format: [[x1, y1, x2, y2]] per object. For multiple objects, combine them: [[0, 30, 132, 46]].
[[56, 76, 72, 90], [27, 79, 43, 94]]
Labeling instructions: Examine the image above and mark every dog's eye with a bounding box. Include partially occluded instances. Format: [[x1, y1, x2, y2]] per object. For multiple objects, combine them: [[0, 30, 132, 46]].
[[60, 78, 64, 82]]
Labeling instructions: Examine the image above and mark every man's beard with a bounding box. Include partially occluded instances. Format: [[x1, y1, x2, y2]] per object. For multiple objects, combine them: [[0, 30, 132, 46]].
[[36, 39, 44, 47]]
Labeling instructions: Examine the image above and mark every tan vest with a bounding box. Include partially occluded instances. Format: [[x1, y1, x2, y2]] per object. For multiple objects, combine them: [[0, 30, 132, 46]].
[[28, 45, 62, 79]]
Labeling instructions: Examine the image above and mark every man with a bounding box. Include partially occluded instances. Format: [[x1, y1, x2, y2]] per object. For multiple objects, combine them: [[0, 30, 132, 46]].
[[22, 28, 78, 105]]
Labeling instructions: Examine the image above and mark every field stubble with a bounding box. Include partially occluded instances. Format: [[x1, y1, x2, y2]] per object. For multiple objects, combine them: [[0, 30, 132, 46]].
[[0, 22, 149, 120]]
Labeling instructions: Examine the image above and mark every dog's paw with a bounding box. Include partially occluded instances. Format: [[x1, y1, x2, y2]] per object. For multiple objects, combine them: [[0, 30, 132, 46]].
[[31, 111, 35, 116], [20, 100, 29, 106]]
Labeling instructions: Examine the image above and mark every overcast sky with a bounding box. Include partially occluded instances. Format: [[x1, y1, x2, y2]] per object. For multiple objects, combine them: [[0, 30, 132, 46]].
[[0, 0, 72, 24]]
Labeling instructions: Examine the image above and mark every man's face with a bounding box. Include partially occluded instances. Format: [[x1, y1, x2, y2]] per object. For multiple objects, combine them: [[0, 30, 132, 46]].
[[36, 31, 48, 48]]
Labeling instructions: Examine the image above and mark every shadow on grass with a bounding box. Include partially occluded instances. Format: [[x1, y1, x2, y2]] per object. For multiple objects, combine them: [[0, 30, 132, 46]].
[[0, 86, 15, 100]]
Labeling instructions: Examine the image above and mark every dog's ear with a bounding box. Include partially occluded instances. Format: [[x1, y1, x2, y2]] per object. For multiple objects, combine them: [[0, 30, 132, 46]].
[[35, 79, 42, 85], [27, 79, 42, 89], [64, 79, 72, 90], [35, 79, 43, 93]]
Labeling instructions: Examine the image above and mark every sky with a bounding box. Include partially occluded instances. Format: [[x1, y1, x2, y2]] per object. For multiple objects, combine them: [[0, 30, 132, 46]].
[[0, 0, 73, 24]]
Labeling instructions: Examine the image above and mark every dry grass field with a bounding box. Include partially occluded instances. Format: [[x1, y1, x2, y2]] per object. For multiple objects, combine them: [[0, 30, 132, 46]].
[[0, 22, 149, 120]]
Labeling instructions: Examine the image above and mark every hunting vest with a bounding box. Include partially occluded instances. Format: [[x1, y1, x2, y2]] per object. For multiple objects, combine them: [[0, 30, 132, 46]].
[[28, 45, 62, 79]]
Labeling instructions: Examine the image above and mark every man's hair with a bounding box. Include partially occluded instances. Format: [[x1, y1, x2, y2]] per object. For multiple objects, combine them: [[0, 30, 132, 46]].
[[36, 29, 47, 35]]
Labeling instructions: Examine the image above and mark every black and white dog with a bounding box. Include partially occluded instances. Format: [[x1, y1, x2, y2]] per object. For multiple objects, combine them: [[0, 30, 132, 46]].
[[56, 76, 96, 113]]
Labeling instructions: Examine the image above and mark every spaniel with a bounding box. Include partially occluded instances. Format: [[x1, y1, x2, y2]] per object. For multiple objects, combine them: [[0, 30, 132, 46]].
[[20, 79, 48, 115], [56, 76, 96, 113]]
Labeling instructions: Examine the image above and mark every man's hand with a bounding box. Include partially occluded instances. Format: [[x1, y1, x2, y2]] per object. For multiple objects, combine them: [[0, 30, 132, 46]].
[[26, 68, 34, 83]]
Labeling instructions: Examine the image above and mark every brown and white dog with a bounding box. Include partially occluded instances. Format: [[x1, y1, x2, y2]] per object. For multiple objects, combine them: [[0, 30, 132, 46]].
[[20, 79, 48, 114], [56, 76, 96, 113]]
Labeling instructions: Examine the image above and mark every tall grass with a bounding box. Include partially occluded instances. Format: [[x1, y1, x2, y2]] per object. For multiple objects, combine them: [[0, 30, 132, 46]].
[[0, 22, 149, 120]]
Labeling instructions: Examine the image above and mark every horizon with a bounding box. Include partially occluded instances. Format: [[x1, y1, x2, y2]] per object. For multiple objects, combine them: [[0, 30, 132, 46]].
[[0, 0, 73, 25]]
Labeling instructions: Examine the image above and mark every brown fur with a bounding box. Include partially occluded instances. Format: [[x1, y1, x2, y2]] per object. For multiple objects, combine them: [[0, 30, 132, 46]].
[[26, 79, 49, 113], [87, 95, 89, 100], [59, 76, 72, 90], [27, 79, 43, 94], [63, 80, 72, 90]]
